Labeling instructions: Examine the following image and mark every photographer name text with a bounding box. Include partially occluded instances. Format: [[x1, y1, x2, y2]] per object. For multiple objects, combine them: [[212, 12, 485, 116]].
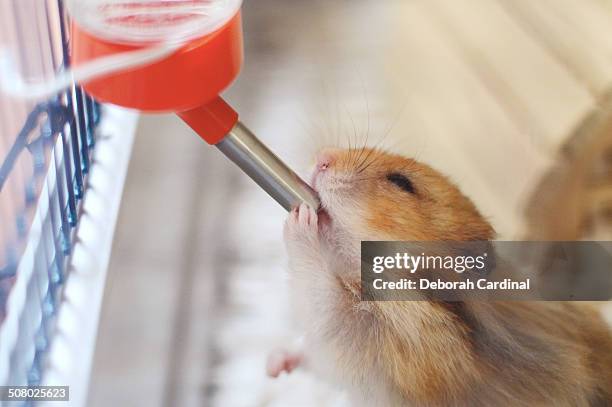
[[372, 278, 530, 291]]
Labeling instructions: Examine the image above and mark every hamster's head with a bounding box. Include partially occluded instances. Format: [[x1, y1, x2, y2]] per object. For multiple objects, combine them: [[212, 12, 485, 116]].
[[312, 148, 495, 245]]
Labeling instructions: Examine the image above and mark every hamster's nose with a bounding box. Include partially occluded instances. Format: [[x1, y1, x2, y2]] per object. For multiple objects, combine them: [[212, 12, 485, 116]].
[[316, 148, 341, 171]]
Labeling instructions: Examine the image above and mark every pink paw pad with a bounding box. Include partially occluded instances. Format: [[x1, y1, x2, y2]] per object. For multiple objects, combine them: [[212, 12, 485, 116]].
[[266, 350, 303, 378]]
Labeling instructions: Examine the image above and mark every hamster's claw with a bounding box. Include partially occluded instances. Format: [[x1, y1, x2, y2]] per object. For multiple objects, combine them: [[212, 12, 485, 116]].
[[298, 203, 317, 228], [285, 203, 319, 239], [284, 203, 321, 262], [266, 349, 303, 378]]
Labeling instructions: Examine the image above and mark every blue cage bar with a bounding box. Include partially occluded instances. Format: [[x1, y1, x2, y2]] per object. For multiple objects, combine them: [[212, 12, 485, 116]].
[[0, 0, 102, 394]]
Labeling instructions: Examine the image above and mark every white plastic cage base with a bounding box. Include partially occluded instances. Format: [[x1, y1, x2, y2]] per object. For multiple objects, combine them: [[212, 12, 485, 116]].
[[40, 106, 137, 407]]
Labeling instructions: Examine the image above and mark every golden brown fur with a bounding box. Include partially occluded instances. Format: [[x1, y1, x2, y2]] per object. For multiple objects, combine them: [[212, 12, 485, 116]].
[[291, 148, 612, 406]]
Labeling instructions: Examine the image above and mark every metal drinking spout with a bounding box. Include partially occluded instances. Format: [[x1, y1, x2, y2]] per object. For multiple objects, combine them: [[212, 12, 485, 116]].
[[216, 122, 320, 211]]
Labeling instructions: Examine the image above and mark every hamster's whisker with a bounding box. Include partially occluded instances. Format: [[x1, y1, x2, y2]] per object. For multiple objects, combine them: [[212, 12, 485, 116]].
[[353, 111, 372, 170], [358, 122, 397, 171], [356, 155, 373, 174], [356, 146, 383, 174], [361, 114, 397, 168], [355, 84, 372, 172], [357, 148, 416, 178], [353, 127, 371, 173], [356, 158, 377, 175], [345, 108, 361, 169], [351, 175, 382, 183], [348, 141, 359, 169], [356, 146, 378, 174], [344, 130, 353, 163], [352, 146, 366, 173]]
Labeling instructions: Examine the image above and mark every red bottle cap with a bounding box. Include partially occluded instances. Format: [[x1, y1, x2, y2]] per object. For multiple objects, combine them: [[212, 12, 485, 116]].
[[71, 10, 243, 143]]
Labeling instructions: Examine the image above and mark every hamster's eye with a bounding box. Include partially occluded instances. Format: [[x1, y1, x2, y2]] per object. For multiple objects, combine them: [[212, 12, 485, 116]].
[[386, 173, 416, 194]]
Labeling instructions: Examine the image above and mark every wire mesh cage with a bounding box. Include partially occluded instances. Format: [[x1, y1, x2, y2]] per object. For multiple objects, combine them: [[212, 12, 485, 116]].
[[0, 0, 102, 392]]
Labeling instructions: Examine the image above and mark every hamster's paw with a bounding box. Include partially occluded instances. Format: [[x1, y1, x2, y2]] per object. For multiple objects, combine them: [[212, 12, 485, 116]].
[[284, 203, 319, 247], [266, 348, 303, 378]]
